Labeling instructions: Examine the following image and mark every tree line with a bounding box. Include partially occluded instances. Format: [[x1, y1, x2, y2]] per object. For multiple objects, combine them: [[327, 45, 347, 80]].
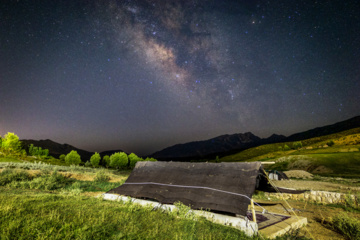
[[0, 132, 156, 169]]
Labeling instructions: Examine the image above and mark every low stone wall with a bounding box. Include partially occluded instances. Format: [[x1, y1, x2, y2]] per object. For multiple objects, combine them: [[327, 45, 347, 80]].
[[265, 190, 359, 205]]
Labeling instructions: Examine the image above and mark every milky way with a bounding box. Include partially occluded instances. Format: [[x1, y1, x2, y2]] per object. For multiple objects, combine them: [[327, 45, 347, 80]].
[[0, 0, 359, 155]]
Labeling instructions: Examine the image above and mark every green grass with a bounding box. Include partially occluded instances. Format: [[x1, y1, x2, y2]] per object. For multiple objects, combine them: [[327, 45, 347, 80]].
[[0, 188, 258, 240], [221, 128, 360, 163], [0, 155, 23, 163], [330, 213, 360, 240]]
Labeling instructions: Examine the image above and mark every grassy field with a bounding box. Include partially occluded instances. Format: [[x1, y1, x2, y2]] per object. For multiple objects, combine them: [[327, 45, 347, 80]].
[[220, 128, 360, 178], [0, 164, 264, 240], [2, 127, 360, 239], [1, 189, 258, 240]]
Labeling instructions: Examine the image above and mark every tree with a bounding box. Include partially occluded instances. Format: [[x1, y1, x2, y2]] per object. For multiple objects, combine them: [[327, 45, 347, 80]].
[[144, 157, 157, 162], [128, 153, 142, 168], [59, 154, 66, 161], [90, 152, 101, 167], [327, 140, 335, 147], [1, 132, 21, 153], [65, 150, 81, 165], [28, 144, 49, 158], [109, 152, 128, 169], [103, 155, 110, 167], [292, 141, 303, 150], [283, 144, 291, 151]]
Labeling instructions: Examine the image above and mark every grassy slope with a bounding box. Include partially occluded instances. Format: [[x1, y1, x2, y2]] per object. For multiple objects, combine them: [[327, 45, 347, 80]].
[[0, 164, 259, 240], [220, 128, 360, 178], [0, 189, 255, 240]]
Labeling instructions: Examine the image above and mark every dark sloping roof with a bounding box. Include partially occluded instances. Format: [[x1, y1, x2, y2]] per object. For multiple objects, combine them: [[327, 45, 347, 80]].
[[108, 161, 262, 216]]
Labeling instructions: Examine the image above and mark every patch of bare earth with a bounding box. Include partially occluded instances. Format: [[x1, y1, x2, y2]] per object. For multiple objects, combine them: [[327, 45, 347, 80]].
[[257, 170, 359, 239], [253, 198, 359, 240]]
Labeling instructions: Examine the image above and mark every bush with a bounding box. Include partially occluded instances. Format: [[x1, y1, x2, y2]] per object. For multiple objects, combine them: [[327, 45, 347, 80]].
[[94, 170, 110, 182], [1, 132, 22, 153], [59, 154, 66, 161], [28, 144, 49, 158], [331, 213, 360, 240], [0, 169, 33, 186], [292, 141, 303, 149], [128, 153, 142, 168], [85, 161, 92, 167], [327, 140, 335, 147], [144, 157, 157, 162], [65, 151, 81, 165], [90, 152, 101, 167], [103, 155, 110, 167], [10, 171, 74, 191], [283, 144, 291, 151], [110, 152, 128, 169]]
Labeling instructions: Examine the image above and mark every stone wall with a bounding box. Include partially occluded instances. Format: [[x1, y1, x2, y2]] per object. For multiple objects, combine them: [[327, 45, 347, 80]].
[[265, 190, 359, 205]]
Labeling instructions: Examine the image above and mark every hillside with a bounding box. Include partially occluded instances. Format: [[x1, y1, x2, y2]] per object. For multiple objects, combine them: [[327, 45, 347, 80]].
[[152, 115, 360, 161], [20, 139, 125, 161], [221, 127, 360, 178]]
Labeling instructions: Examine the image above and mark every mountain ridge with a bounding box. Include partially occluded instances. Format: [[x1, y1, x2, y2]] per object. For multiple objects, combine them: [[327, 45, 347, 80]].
[[20, 115, 360, 161], [151, 115, 360, 161]]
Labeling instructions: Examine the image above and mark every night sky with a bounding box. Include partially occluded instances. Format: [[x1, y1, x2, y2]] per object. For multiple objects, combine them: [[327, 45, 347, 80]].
[[1, 0, 359, 156]]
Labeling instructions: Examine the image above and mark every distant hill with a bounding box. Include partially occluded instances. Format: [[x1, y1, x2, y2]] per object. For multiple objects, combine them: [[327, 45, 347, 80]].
[[21, 139, 124, 161], [151, 132, 286, 161], [151, 116, 360, 161], [20, 115, 360, 162], [21, 139, 94, 161], [286, 116, 360, 142]]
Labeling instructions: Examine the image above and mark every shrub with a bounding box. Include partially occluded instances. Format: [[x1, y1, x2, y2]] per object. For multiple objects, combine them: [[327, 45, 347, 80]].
[[1, 132, 21, 153], [144, 157, 157, 162], [292, 141, 303, 149], [94, 170, 110, 182], [331, 213, 360, 240], [103, 155, 110, 167], [0, 169, 33, 186], [59, 154, 66, 161], [85, 161, 92, 167], [327, 140, 335, 147], [283, 144, 291, 151], [128, 153, 142, 168], [90, 152, 101, 167], [28, 144, 49, 158], [109, 152, 128, 169], [65, 151, 81, 165], [28, 171, 74, 190]]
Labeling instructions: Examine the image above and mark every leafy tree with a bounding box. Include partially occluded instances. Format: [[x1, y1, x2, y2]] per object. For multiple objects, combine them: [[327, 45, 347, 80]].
[[109, 152, 128, 169], [215, 156, 220, 163], [292, 141, 303, 149], [65, 150, 81, 165], [144, 157, 157, 162], [28, 144, 49, 158], [327, 140, 335, 147], [90, 152, 101, 167], [59, 154, 66, 161], [283, 144, 291, 151], [85, 161, 92, 167], [1, 132, 21, 153], [128, 153, 142, 168], [103, 155, 110, 167]]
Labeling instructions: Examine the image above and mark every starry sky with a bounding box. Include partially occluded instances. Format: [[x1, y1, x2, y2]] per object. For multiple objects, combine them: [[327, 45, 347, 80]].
[[1, 0, 359, 156]]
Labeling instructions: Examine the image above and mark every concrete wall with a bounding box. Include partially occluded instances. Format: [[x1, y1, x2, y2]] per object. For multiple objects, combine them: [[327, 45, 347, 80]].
[[265, 190, 359, 205]]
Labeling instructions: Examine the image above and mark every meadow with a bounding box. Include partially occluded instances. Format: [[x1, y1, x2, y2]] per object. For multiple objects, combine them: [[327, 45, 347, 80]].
[[1, 128, 360, 239]]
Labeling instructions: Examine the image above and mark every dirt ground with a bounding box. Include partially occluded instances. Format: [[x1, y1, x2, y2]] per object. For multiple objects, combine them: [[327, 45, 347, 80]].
[[253, 170, 360, 239], [252, 198, 359, 240]]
